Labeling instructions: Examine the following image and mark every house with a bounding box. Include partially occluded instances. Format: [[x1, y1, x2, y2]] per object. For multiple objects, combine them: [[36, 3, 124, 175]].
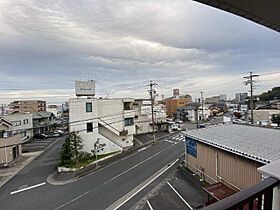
[[0, 118, 23, 165], [69, 98, 136, 155], [4, 113, 33, 140], [134, 99, 168, 134], [185, 124, 280, 192], [175, 102, 210, 122], [11, 100, 46, 114], [46, 105, 60, 117], [32, 112, 56, 135]]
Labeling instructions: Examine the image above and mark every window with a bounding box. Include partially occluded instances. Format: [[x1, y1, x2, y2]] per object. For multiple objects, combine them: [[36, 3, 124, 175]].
[[21, 131, 26, 137], [87, 122, 93, 132], [124, 102, 131, 110], [12, 121, 21, 126], [23, 119, 29, 124], [125, 118, 134, 126], [86, 102, 92, 112], [179, 102, 185, 104]]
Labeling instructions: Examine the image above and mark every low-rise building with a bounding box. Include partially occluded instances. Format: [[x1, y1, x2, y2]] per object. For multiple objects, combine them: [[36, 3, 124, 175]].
[[11, 100, 46, 114], [253, 109, 280, 124], [134, 99, 168, 134], [4, 113, 33, 140], [32, 112, 56, 135], [69, 98, 136, 155], [175, 103, 210, 121], [46, 105, 60, 117], [185, 124, 280, 191], [205, 96, 220, 104], [0, 118, 23, 165]]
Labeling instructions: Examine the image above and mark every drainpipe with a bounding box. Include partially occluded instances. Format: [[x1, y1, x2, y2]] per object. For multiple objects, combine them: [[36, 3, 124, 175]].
[[4, 143, 8, 166]]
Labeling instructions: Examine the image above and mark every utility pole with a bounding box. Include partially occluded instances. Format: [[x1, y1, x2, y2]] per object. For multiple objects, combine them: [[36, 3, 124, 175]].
[[148, 80, 158, 144], [200, 91, 204, 121], [244, 72, 259, 124], [195, 104, 199, 129]]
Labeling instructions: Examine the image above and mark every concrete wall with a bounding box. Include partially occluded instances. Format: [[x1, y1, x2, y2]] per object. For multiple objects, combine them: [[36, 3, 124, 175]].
[[186, 141, 262, 190]]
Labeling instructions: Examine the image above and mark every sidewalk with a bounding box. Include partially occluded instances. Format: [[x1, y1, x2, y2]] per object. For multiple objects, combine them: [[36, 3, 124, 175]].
[[48, 131, 178, 185], [0, 151, 42, 188]]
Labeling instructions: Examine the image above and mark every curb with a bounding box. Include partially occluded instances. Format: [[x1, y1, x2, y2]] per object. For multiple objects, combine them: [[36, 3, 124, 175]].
[[0, 136, 64, 189]]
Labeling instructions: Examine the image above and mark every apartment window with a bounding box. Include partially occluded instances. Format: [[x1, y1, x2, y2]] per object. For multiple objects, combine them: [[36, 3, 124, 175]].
[[179, 102, 185, 104], [87, 122, 93, 132], [86, 102, 92, 112], [12, 121, 21, 126], [21, 131, 26, 138], [125, 118, 134, 126], [23, 119, 29, 124]]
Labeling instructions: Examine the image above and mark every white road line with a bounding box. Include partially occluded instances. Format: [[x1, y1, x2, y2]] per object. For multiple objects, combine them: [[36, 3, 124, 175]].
[[147, 200, 154, 210], [106, 159, 179, 210], [167, 182, 193, 210], [10, 182, 46, 195]]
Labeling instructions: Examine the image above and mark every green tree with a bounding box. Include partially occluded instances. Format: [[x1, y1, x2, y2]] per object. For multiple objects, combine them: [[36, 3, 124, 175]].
[[272, 115, 280, 126], [69, 131, 83, 163]]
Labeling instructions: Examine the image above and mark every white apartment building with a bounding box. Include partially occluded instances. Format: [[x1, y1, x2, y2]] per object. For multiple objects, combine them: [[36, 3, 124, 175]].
[[134, 99, 167, 134], [4, 113, 33, 140], [69, 98, 136, 155]]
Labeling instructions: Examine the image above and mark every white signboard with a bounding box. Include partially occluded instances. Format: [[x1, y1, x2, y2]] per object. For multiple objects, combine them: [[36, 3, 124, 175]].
[[75, 80, 95, 96]]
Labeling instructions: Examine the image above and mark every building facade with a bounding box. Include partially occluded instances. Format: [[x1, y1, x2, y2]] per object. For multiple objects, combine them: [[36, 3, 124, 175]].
[[69, 98, 136, 155], [32, 112, 56, 135], [4, 113, 33, 140], [47, 105, 60, 117], [11, 100, 46, 114], [235, 93, 248, 103], [165, 98, 192, 118], [205, 96, 220, 104]]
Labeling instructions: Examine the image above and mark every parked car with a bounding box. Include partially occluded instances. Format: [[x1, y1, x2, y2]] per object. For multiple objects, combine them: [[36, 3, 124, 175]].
[[50, 131, 62, 138], [34, 133, 48, 139], [55, 129, 64, 134]]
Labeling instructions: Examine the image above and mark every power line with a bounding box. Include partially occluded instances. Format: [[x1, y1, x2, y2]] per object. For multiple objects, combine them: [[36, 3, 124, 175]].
[[244, 72, 259, 124]]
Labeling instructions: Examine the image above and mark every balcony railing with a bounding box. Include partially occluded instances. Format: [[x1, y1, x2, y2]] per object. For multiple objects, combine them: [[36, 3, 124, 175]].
[[203, 177, 279, 210]]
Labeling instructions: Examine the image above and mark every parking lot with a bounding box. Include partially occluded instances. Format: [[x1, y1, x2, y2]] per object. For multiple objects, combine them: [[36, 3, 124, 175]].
[[135, 164, 208, 210]]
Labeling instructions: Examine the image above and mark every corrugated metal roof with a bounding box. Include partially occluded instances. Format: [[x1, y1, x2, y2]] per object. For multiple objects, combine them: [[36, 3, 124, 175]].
[[186, 124, 280, 164]]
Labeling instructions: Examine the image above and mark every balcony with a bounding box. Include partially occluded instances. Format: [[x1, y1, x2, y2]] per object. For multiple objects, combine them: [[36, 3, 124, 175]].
[[203, 159, 280, 210]]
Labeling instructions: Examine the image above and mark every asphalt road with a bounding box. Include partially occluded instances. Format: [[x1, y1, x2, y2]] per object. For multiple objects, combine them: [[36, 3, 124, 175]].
[[0, 134, 185, 210]]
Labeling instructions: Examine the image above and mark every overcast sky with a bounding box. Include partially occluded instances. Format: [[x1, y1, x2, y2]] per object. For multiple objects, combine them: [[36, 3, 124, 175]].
[[0, 0, 280, 104]]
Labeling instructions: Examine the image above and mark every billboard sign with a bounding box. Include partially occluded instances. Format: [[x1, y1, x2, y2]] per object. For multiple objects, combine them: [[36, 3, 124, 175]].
[[186, 136, 197, 158], [75, 80, 95, 96]]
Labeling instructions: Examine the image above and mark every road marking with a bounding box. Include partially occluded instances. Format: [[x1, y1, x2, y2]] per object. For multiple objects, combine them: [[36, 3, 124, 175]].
[[10, 182, 46, 195], [164, 140, 174, 144], [106, 159, 179, 210], [147, 200, 154, 210], [54, 143, 179, 209], [167, 182, 193, 210], [137, 145, 151, 152]]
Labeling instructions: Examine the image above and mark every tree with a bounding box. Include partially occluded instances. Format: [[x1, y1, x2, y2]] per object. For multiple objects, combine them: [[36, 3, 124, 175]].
[[69, 131, 83, 164], [58, 131, 83, 166], [272, 115, 280, 126]]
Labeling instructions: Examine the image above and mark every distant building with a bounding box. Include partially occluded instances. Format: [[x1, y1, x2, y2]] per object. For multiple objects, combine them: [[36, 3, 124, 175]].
[[173, 89, 180, 97], [219, 94, 227, 102], [69, 98, 136, 155], [175, 102, 210, 121], [134, 99, 169, 134], [47, 105, 59, 117], [235, 93, 248, 103], [165, 98, 192, 118], [253, 109, 280, 125], [185, 124, 280, 192], [11, 100, 46, 114], [205, 96, 220, 104]]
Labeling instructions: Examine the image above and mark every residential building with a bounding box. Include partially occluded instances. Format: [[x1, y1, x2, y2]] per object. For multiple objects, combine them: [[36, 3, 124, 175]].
[[134, 99, 168, 134], [4, 113, 33, 140], [47, 105, 59, 117], [32, 112, 56, 135], [185, 124, 280, 192], [253, 109, 280, 125], [0, 104, 12, 115], [235, 93, 248, 103], [219, 94, 227, 102], [175, 102, 210, 121], [205, 96, 220, 104], [11, 100, 46, 114], [69, 98, 136, 155], [0, 118, 23, 165]]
